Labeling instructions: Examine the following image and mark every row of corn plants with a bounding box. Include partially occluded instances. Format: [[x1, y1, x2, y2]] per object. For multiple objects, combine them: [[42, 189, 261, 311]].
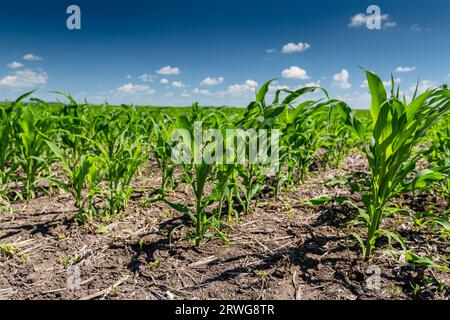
[[0, 94, 150, 223], [147, 82, 356, 245]]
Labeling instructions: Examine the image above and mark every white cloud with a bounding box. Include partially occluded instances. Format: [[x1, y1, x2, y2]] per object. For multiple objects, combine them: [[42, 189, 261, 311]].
[[23, 53, 43, 61], [172, 81, 187, 88], [160, 78, 169, 84], [138, 73, 154, 82], [384, 21, 397, 28], [332, 69, 351, 89], [265, 48, 276, 53], [126, 75, 132, 79], [269, 84, 291, 92], [281, 66, 310, 80], [7, 61, 24, 69], [348, 13, 394, 28], [192, 88, 214, 96], [281, 42, 310, 53], [181, 93, 191, 98], [245, 79, 257, 87], [410, 24, 421, 32], [227, 79, 258, 95], [156, 66, 180, 75], [349, 13, 365, 27], [166, 92, 174, 97], [0, 69, 48, 88], [337, 92, 372, 109], [116, 83, 155, 95], [395, 66, 416, 73], [305, 81, 321, 87], [200, 76, 224, 86], [349, 13, 373, 27], [270, 80, 320, 91]]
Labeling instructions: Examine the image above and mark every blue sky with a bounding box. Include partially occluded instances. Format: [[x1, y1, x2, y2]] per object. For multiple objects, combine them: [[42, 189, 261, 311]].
[[0, 0, 449, 108]]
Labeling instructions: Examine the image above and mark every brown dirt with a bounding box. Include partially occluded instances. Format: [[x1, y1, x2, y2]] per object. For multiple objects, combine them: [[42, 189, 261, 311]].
[[0, 154, 448, 300]]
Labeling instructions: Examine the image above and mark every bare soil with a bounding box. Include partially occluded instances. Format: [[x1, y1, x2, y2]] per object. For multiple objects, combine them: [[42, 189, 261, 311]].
[[0, 154, 448, 300]]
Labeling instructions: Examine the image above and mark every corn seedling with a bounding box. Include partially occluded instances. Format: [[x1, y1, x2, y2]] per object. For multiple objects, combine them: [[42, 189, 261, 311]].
[[346, 70, 450, 257], [149, 115, 177, 195], [97, 110, 145, 216], [0, 103, 14, 198], [427, 121, 450, 203], [46, 138, 101, 223], [13, 101, 53, 199]]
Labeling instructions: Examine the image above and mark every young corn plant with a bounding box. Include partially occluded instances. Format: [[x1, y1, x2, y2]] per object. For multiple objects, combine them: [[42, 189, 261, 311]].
[[154, 106, 228, 246], [277, 101, 331, 186], [213, 162, 240, 221], [243, 82, 338, 195], [149, 115, 177, 195], [12, 100, 53, 199], [427, 122, 450, 203], [52, 93, 94, 160], [213, 120, 244, 221], [97, 112, 145, 217], [0, 101, 15, 199], [232, 83, 269, 212], [350, 70, 450, 258], [180, 111, 228, 245], [46, 138, 101, 224], [320, 120, 355, 169]]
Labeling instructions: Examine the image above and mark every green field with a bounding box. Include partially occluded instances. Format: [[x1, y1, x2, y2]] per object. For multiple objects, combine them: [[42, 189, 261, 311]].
[[1, 71, 449, 299]]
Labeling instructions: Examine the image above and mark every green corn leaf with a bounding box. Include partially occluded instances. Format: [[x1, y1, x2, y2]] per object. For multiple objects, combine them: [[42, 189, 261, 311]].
[[307, 196, 333, 205], [365, 70, 387, 124], [405, 252, 450, 272], [256, 79, 276, 103]]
